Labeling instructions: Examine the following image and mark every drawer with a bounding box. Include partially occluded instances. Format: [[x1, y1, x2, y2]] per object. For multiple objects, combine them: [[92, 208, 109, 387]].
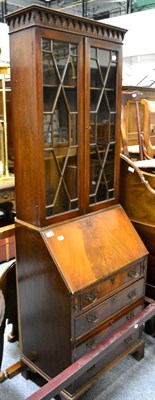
[[74, 279, 144, 339], [74, 304, 143, 361], [79, 259, 146, 311], [67, 330, 140, 395]]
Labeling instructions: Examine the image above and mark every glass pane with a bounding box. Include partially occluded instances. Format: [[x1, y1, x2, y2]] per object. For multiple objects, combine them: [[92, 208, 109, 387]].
[[90, 88, 102, 112], [42, 38, 79, 217], [44, 114, 52, 145], [70, 114, 77, 146], [106, 90, 116, 112], [89, 47, 117, 205], [64, 155, 78, 199], [89, 144, 114, 204], [53, 41, 69, 78], [106, 65, 117, 88], [90, 59, 102, 88], [53, 91, 69, 144], [42, 41, 59, 86], [98, 48, 110, 68], [90, 113, 97, 143], [43, 87, 56, 112], [45, 147, 78, 216], [65, 88, 77, 111], [64, 55, 77, 86], [98, 92, 109, 122]]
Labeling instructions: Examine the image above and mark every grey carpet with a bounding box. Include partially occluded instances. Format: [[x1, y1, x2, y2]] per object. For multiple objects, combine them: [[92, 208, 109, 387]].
[[0, 323, 155, 400]]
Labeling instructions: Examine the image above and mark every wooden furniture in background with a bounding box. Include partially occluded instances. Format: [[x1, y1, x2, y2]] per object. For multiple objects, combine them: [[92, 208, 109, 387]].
[[121, 86, 155, 160], [120, 88, 155, 335], [0, 66, 14, 177], [0, 66, 15, 262], [141, 99, 155, 158], [6, 5, 148, 399], [121, 91, 144, 160], [0, 80, 14, 168], [119, 154, 155, 300]]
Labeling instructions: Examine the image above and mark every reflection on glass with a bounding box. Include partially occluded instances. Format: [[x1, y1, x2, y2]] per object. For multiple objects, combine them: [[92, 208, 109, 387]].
[[90, 144, 115, 204], [89, 46, 117, 204], [45, 150, 78, 216], [42, 38, 78, 217]]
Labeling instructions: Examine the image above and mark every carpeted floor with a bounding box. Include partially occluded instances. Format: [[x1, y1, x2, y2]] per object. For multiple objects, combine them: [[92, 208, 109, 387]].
[[0, 323, 155, 400]]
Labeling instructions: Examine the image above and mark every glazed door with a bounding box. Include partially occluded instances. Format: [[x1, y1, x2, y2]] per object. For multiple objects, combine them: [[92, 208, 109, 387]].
[[40, 31, 84, 223], [85, 38, 122, 213]]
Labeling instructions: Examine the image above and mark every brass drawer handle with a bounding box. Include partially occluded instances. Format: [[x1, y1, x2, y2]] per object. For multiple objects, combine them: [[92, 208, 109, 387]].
[[128, 289, 136, 300], [86, 313, 98, 324], [111, 296, 115, 303], [86, 289, 98, 303], [111, 276, 115, 284], [87, 365, 96, 373], [126, 311, 135, 320], [86, 219, 92, 227], [128, 270, 139, 278], [124, 335, 133, 344], [86, 339, 96, 349]]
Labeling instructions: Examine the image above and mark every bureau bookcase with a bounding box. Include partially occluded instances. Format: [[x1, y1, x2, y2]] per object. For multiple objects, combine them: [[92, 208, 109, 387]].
[[6, 5, 148, 399]]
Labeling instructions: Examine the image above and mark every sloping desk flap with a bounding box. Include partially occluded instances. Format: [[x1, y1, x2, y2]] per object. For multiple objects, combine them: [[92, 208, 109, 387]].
[[41, 205, 148, 293]]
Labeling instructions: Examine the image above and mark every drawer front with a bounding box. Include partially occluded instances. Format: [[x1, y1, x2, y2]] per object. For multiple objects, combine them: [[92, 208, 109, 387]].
[[74, 304, 143, 361], [74, 279, 144, 339], [80, 260, 145, 311], [67, 330, 140, 395]]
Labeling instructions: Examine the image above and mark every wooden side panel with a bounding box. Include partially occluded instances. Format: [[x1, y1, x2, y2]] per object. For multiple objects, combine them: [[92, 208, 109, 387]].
[[9, 28, 45, 226], [15, 224, 71, 378]]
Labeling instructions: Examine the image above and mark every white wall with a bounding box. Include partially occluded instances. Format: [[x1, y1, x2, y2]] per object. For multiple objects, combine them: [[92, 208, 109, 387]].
[[0, 23, 9, 64], [102, 10, 155, 87]]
